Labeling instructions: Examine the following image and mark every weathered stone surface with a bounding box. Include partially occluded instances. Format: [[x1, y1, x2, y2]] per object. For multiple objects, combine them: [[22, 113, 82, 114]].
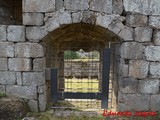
[[0, 42, 14, 57], [33, 58, 45, 71], [118, 26, 134, 41], [0, 25, 7, 41], [27, 99, 38, 112], [72, 12, 82, 23], [150, 62, 160, 78], [0, 58, 7, 70], [55, 0, 63, 10], [58, 11, 72, 25], [9, 58, 31, 71], [64, 0, 89, 11], [23, 0, 55, 12], [23, 13, 44, 25], [39, 93, 47, 111], [0, 72, 16, 85], [119, 63, 128, 77], [145, 46, 160, 61], [81, 11, 96, 24], [15, 43, 44, 58], [123, 0, 160, 15], [153, 30, 160, 46], [23, 72, 45, 86], [138, 79, 159, 94], [7, 26, 25, 42], [129, 60, 149, 79], [135, 27, 153, 42], [108, 21, 124, 34], [149, 16, 160, 29], [90, 0, 112, 14], [0, 85, 5, 93], [120, 42, 144, 59], [113, 0, 123, 14], [38, 85, 45, 94], [126, 15, 148, 27], [6, 85, 37, 99], [16, 72, 23, 86], [118, 93, 150, 111], [119, 78, 138, 93], [150, 95, 160, 111], [26, 27, 47, 40]]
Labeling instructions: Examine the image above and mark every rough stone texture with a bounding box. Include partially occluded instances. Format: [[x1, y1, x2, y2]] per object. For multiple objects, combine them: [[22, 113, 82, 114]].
[[129, 60, 149, 79], [23, 72, 45, 86], [0, 42, 14, 57], [135, 27, 153, 42], [120, 42, 144, 59], [16, 72, 23, 86], [119, 78, 138, 93], [119, 63, 128, 77], [33, 58, 45, 71], [0, 72, 16, 85], [58, 11, 72, 25], [0, 25, 7, 41], [55, 0, 63, 10], [145, 46, 160, 61], [108, 21, 124, 34], [153, 30, 160, 45], [126, 15, 148, 27], [90, 0, 112, 14], [0, 85, 5, 93], [72, 12, 82, 23], [9, 58, 31, 71], [123, 0, 160, 15], [23, 13, 44, 25], [27, 99, 38, 112], [149, 16, 160, 29], [138, 79, 159, 94], [118, 93, 150, 111], [112, 0, 123, 14], [150, 95, 160, 111], [0, 97, 28, 120], [15, 43, 44, 58], [39, 93, 47, 111], [64, 0, 89, 11], [26, 27, 47, 40], [118, 26, 134, 41], [23, 0, 55, 12], [0, 58, 8, 70], [38, 85, 45, 94], [7, 26, 25, 42], [6, 85, 37, 99], [150, 62, 160, 78]]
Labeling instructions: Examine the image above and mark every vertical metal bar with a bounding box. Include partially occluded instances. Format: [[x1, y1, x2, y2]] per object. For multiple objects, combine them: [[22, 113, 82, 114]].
[[101, 48, 111, 108], [51, 68, 58, 103]]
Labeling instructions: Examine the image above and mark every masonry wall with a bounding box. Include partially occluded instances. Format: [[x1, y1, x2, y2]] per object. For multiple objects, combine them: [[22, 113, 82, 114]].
[[0, 0, 160, 112]]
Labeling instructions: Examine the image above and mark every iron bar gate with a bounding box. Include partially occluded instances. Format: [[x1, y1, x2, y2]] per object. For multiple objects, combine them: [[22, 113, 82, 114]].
[[51, 48, 111, 109]]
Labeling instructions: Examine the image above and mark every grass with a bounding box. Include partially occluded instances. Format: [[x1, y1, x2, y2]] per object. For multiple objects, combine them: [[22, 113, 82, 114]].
[[0, 92, 7, 98]]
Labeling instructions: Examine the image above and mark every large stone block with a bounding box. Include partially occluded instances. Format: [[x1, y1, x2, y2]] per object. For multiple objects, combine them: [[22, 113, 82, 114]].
[[0, 85, 5, 93], [64, 0, 89, 11], [15, 43, 44, 58], [0, 58, 7, 70], [0, 25, 7, 41], [16, 72, 22, 86], [55, 0, 63, 10], [108, 21, 124, 34], [90, 0, 112, 14], [150, 62, 160, 78], [135, 27, 153, 42], [39, 93, 47, 111], [153, 30, 160, 46], [120, 42, 144, 59], [58, 11, 72, 25], [138, 79, 159, 94], [150, 95, 160, 111], [6, 85, 37, 99], [26, 27, 47, 40], [119, 63, 128, 77], [112, 0, 123, 14], [129, 60, 149, 79], [23, 72, 45, 86], [72, 12, 82, 23], [126, 15, 148, 27], [149, 16, 160, 29], [0, 42, 14, 57], [0, 72, 16, 85], [7, 26, 25, 42], [145, 46, 160, 61], [9, 58, 31, 71], [27, 99, 38, 112], [118, 26, 134, 41], [118, 93, 150, 111], [123, 0, 160, 15], [33, 58, 45, 71], [23, 13, 44, 25], [119, 78, 138, 93], [23, 0, 55, 12]]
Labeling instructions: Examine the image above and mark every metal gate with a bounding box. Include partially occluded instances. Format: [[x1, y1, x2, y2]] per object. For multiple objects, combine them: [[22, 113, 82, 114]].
[[51, 48, 111, 109]]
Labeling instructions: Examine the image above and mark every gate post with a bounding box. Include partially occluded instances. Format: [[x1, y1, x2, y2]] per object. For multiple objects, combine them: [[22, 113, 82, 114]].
[[101, 48, 111, 108]]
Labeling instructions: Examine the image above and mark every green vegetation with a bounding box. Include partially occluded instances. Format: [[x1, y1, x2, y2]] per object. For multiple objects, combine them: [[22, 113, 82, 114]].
[[64, 51, 80, 59], [0, 92, 7, 98]]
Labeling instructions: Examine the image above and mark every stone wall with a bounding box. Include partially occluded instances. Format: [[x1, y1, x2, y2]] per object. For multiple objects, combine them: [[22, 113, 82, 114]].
[[0, 0, 160, 112]]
